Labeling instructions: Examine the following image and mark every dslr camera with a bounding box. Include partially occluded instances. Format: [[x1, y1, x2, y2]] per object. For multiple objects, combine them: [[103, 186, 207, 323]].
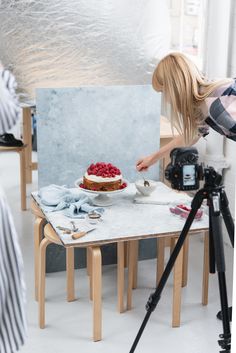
[[165, 147, 203, 191]]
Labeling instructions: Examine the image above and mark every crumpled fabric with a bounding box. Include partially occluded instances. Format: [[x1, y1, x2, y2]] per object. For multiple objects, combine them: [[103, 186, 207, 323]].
[[0, 68, 20, 134], [39, 184, 104, 218]]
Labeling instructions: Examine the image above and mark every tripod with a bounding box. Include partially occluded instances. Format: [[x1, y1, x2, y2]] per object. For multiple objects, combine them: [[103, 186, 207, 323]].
[[130, 167, 234, 353]]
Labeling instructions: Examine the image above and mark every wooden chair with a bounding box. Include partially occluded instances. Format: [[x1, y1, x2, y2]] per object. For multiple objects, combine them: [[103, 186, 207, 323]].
[[127, 231, 209, 327], [0, 145, 27, 210], [31, 200, 76, 305]]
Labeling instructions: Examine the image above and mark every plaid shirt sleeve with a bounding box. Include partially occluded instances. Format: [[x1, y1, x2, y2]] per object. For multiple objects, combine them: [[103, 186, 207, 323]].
[[202, 79, 236, 141], [198, 123, 210, 137]]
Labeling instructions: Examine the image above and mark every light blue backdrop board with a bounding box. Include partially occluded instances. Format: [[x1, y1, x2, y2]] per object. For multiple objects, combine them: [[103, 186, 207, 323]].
[[36, 85, 161, 272]]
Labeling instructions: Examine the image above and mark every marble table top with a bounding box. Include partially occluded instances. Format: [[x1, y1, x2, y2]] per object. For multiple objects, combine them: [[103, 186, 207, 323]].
[[31, 182, 209, 247]]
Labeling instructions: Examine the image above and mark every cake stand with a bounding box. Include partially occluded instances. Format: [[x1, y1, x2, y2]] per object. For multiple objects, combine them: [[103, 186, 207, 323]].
[[75, 178, 128, 206]]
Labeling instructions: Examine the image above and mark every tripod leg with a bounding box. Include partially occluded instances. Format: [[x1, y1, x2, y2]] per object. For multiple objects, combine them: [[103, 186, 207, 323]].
[[129, 189, 205, 353], [220, 189, 234, 248], [209, 208, 216, 274], [209, 194, 231, 352]]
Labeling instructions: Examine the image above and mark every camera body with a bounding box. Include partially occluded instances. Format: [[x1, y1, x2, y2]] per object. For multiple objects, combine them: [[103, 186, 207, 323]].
[[165, 147, 203, 191]]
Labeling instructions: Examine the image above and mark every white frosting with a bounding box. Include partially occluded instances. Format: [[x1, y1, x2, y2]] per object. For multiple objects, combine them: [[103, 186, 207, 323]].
[[85, 172, 122, 183]]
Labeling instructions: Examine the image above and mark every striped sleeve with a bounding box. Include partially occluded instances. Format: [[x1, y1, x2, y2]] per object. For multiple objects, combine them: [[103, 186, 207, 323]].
[[0, 188, 27, 353], [0, 69, 20, 134]]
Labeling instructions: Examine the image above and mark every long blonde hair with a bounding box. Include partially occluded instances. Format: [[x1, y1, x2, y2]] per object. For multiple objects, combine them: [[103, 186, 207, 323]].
[[152, 52, 232, 144]]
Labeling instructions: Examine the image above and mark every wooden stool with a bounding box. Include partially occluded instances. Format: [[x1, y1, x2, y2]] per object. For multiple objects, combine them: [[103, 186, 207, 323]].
[[0, 145, 27, 210], [127, 231, 209, 327], [38, 224, 75, 329]]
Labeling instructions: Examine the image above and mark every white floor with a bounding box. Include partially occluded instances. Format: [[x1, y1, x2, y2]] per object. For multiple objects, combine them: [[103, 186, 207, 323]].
[[0, 152, 234, 353]]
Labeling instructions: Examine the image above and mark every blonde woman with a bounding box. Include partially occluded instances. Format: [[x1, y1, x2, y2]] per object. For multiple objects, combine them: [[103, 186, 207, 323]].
[[136, 52, 236, 172], [136, 52, 235, 322]]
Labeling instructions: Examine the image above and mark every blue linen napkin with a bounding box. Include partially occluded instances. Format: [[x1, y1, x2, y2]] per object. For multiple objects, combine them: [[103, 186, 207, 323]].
[[39, 184, 104, 218], [64, 198, 104, 218]]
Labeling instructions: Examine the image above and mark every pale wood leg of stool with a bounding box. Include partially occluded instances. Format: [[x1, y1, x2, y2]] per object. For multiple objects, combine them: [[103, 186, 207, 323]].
[[90, 247, 102, 342], [87, 248, 91, 276], [39, 238, 51, 329], [202, 231, 209, 305], [66, 247, 75, 302], [19, 148, 26, 210], [117, 242, 125, 313], [127, 241, 136, 310], [124, 241, 128, 268], [172, 238, 184, 328], [132, 240, 139, 289], [89, 247, 93, 301], [23, 107, 32, 184], [34, 217, 44, 301], [182, 235, 189, 287], [156, 238, 165, 285], [170, 237, 175, 255]]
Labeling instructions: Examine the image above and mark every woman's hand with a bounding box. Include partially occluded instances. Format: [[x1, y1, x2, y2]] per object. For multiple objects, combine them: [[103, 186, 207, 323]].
[[136, 155, 154, 172], [136, 136, 186, 172]]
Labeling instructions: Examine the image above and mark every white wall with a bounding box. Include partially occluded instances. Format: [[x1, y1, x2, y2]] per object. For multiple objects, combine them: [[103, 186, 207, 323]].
[[224, 0, 236, 216], [202, 0, 235, 217]]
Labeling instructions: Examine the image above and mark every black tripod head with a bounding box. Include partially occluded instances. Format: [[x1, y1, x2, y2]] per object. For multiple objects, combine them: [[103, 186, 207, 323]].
[[203, 167, 223, 188]]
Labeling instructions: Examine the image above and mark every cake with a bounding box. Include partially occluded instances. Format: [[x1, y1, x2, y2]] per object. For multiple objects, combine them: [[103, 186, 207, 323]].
[[80, 162, 127, 191]]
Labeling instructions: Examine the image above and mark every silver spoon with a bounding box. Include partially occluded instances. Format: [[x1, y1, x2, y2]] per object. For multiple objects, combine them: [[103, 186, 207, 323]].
[[56, 226, 72, 234], [70, 221, 78, 232], [142, 176, 150, 187]]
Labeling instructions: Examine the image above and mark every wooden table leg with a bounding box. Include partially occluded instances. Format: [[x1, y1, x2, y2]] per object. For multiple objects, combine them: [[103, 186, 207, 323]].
[[172, 238, 184, 327], [88, 247, 93, 301], [38, 238, 51, 329], [124, 241, 128, 268], [156, 238, 165, 285], [170, 237, 175, 255], [117, 242, 125, 313], [90, 246, 102, 342], [202, 230, 209, 305], [182, 235, 189, 287], [127, 241, 136, 310], [34, 217, 44, 301], [66, 247, 75, 302], [86, 248, 91, 276], [19, 148, 26, 210], [22, 107, 32, 184], [132, 240, 139, 289]]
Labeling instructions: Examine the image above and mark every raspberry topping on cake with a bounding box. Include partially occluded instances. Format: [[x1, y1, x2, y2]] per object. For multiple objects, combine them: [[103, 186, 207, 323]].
[[87, 162, 121, 178]]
